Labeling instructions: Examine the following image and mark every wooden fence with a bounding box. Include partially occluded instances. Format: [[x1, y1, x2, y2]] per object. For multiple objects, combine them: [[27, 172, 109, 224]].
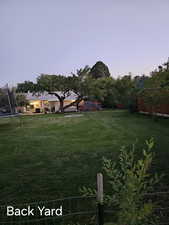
[[138, 98, 169, 117]]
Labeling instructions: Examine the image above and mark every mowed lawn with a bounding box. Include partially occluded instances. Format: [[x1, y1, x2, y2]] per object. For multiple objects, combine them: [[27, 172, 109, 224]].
[[0, 110, 169, 204]]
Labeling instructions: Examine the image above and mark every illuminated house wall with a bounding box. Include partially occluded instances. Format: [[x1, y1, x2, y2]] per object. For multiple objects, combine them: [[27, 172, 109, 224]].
[[24, 92, 77, 113]]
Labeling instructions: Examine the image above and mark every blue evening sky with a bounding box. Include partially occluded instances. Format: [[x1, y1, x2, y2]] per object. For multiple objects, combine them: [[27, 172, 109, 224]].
[[0, 0, 169, 86]]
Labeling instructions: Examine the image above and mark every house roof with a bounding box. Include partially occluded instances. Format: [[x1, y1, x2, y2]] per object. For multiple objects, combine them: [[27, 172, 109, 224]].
[[25, 92, 77, 101]]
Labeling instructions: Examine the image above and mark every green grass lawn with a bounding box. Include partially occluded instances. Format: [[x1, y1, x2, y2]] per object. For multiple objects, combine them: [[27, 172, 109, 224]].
[[0, 110, 169, 204]]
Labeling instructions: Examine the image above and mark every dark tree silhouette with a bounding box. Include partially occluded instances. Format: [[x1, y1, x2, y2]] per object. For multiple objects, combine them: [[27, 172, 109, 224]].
[[90, 61, 111, 79]]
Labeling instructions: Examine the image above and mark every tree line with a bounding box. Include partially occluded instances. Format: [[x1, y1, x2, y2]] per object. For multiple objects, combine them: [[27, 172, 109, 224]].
[[1, 59, 169, 114]]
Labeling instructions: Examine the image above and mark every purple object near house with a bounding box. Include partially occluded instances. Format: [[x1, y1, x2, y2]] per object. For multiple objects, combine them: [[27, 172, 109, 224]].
[[79, 101, 102, 111]]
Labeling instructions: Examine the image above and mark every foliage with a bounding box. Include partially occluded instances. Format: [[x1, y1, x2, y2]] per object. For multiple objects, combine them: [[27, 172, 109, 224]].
[[90, 61, 111, 79], [69, 66, 93, 109], [17, 67, 94, 112], [15, 61, 140, 112], [72, 65, 91, 82], [16, 81, 37, 93], [81, 139, 162, 225], [82, 75, 138, 109], [140, 60, 169, 116], [113, 75, 139, 110], [0, 87, 16, 113], [140, 88, 169, 117], [16, 94, 29, 107], [145, 68, 169, 90], [89, 77, 117, 107], [103, 139, 162, 225], [70, 66, 116, 105], [0, 88, 9, 108], [17, 74, 75, 112], [16, 58, 169, 113]]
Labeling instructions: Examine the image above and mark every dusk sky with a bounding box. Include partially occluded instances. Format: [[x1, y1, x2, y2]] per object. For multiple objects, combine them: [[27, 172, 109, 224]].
[[0, 0, 169, 86]]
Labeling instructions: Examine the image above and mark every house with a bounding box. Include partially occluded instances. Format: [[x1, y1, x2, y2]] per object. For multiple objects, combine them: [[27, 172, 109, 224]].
[[18, 92, 79, 113], [16, 92, 102, 114]]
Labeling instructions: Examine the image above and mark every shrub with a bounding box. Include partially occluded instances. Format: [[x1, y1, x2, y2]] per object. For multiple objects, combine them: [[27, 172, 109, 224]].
[[81, 139, 162, 225]]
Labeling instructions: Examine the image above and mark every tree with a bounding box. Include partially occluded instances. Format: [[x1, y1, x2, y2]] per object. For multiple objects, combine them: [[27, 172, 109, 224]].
[[113, 75, 138, 110], [140, 60, 169, 116], [17, 74, 73, 113], [0, 88, 9, 113], [90, 61, 111, 79], [72, 65, 91, 81], [17, 67, 94, 113], [162, 57, 169, 72], [16, 64, 116, 112], [68, 66, 92, 110], [16, 94, 29, 107], [59, 65, 112, 111], [145, 59, 169, 89], [70, 75, 116, 109], [0, 87, 16, 114], [88, 77, 117, 108]]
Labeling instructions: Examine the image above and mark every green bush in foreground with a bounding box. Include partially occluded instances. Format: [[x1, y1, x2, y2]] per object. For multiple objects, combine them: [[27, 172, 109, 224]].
[[81, 139, 162, 225]]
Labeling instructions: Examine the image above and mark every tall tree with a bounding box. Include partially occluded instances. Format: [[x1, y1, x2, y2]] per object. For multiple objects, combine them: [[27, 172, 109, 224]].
[[90, 61, 111, 79]]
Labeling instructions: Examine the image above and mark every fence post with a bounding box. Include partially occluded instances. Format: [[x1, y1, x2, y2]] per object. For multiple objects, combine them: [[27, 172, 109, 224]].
[[97, 173, 104, 225]]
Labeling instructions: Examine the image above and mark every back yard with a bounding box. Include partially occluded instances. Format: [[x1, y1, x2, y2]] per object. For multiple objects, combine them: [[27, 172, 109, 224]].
[[0, 110, 169, 204]]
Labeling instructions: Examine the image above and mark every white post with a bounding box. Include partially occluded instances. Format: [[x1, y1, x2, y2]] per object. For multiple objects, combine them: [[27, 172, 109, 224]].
[[97, 173, 104, 225], [97, 173, 103, 204]]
